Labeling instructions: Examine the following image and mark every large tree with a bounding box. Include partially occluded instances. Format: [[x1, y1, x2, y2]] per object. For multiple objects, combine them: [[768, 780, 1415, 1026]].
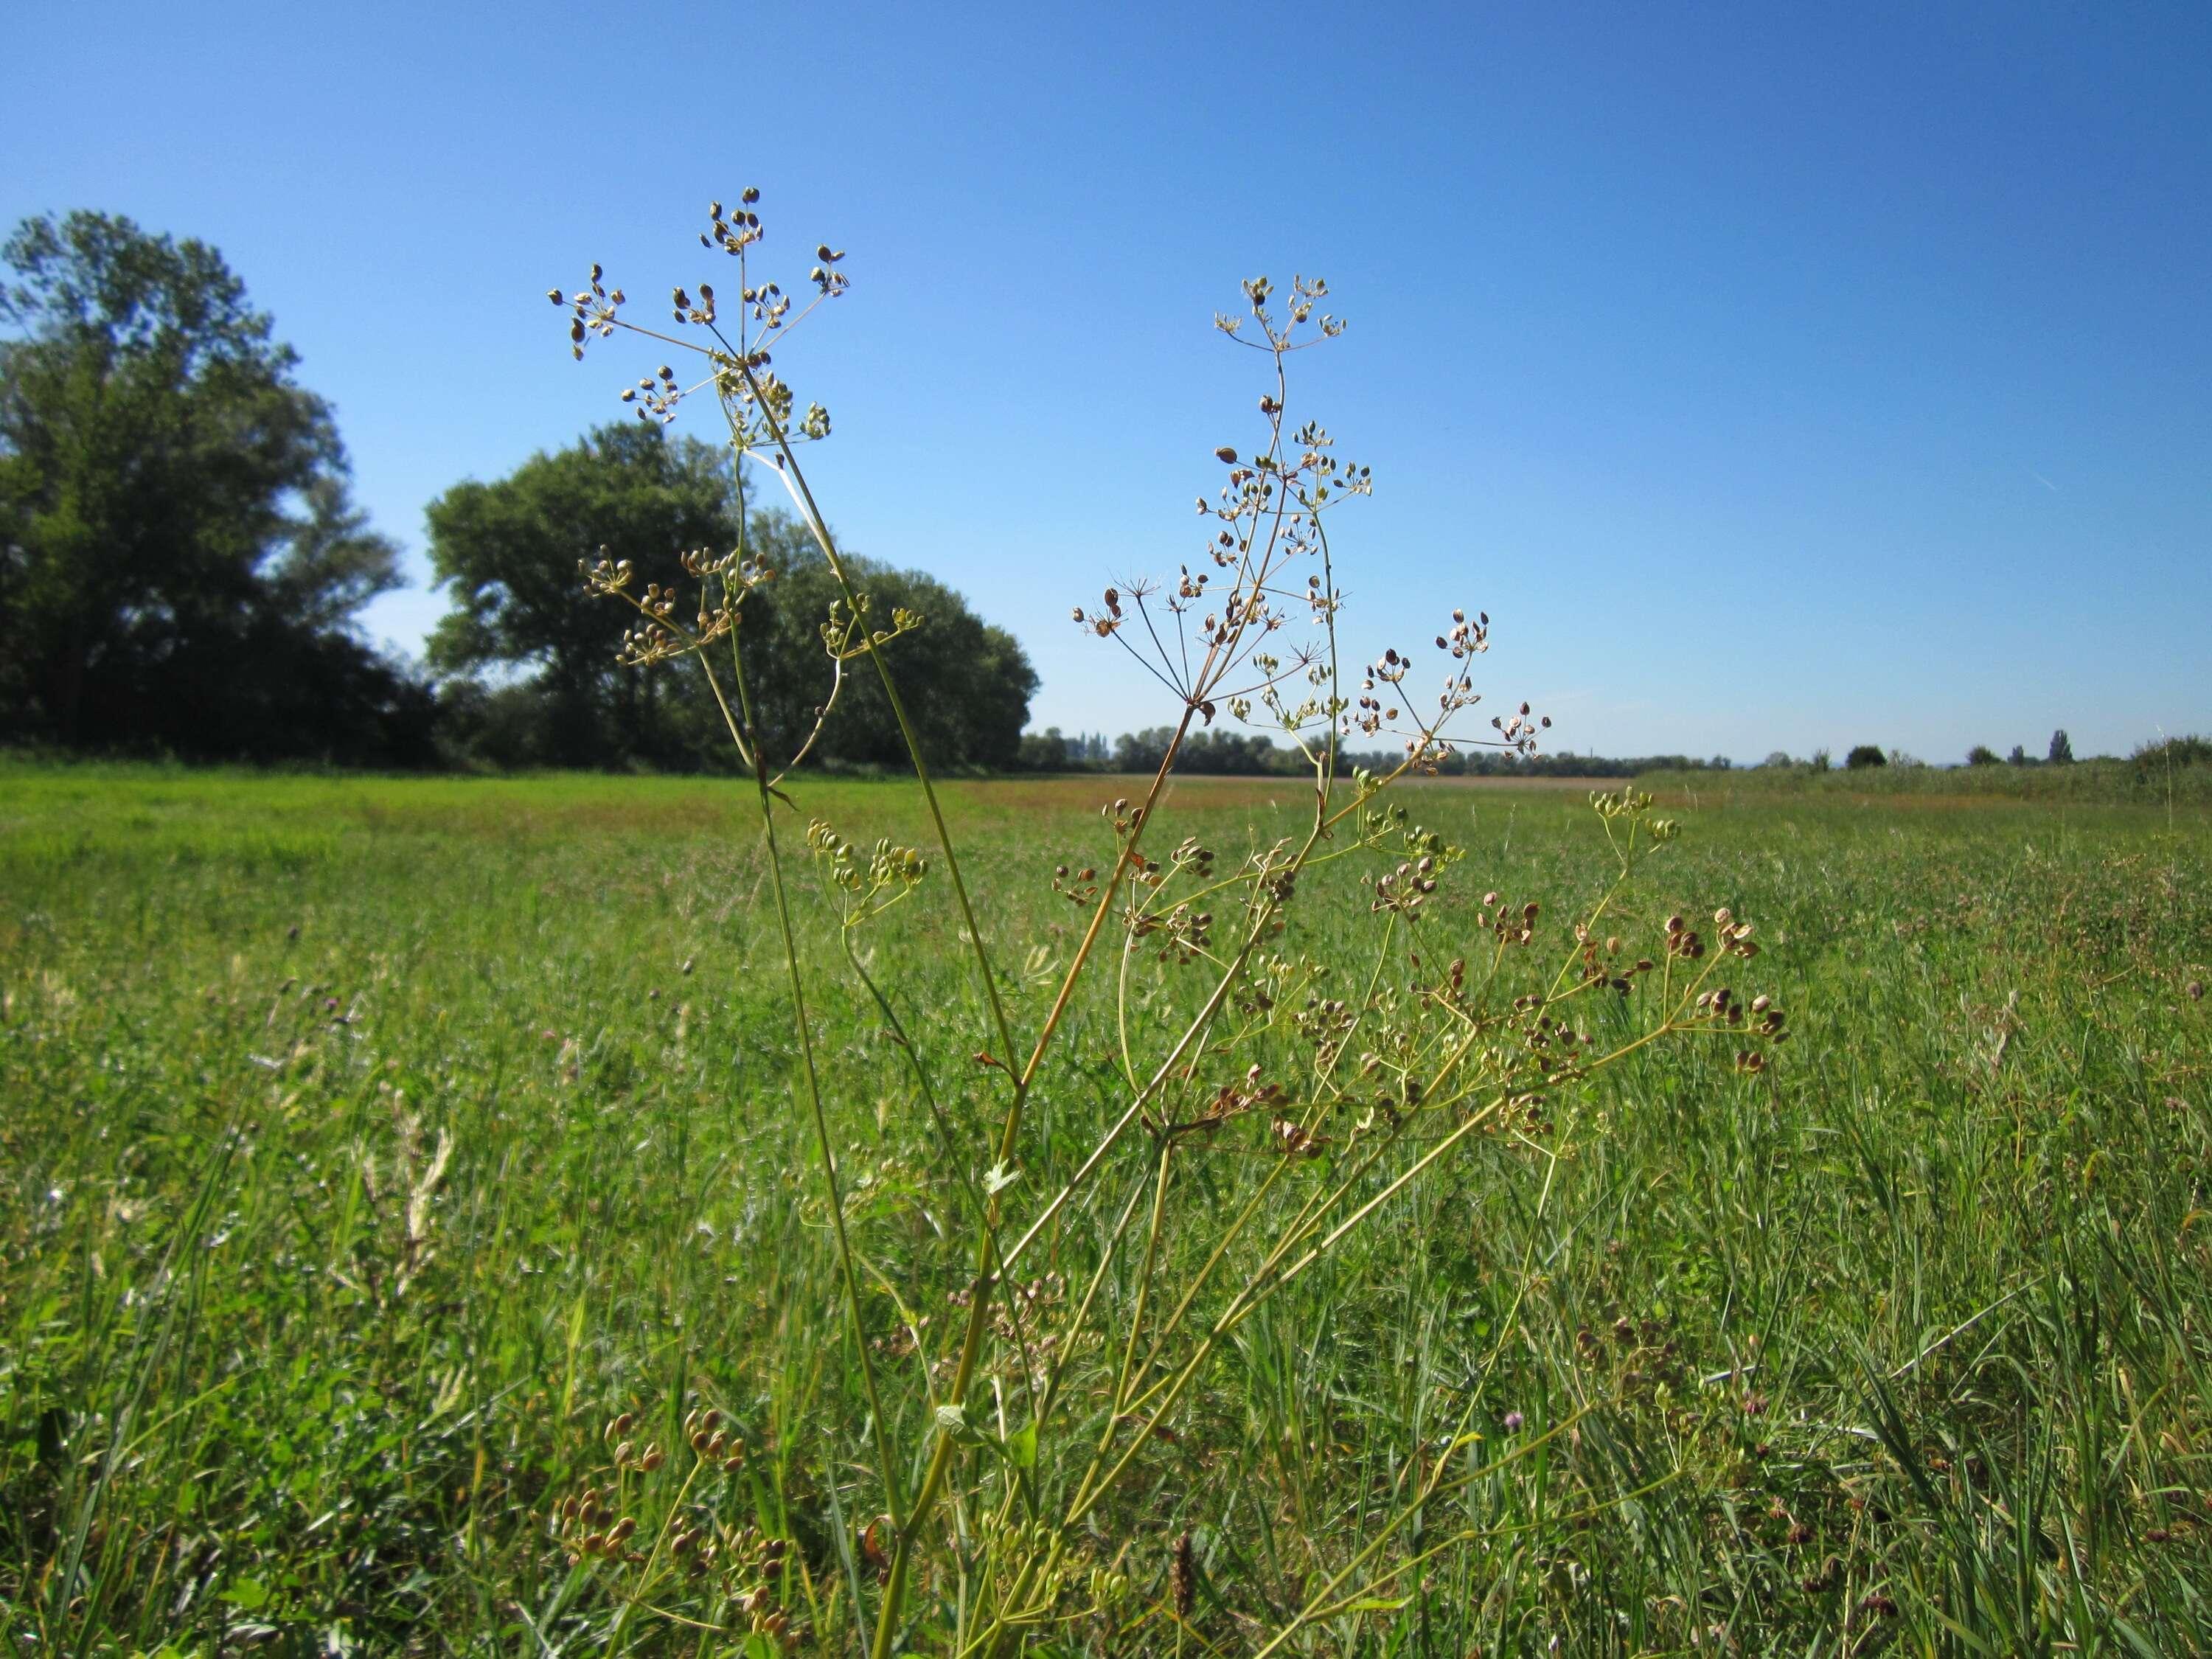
[[426, 425, 1037, 771], [1, 211, 414, 758], [425, 422, 743, 768], [729, 549, 1039, 772]]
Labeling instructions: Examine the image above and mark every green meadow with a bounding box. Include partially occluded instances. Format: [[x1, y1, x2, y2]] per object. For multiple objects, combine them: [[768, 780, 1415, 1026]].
[[4, 761, 2208, 1655]]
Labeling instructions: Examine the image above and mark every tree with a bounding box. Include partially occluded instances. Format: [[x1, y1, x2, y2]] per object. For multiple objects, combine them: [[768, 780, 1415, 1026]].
[[426, 422, 740, 768], [1019, 726, 1070, 771], [1845, 744, 1887, 770], [727, 546, 1038, 771], [1103, 726, 1281, 776], [1966, 744, 2000, 765], [426, 425, 1038, 771], [2134, 734, 2211, 768], [1, 211, 414, 758], [2008, 745, 2027, 765], [2048, 728, 2073, 764]]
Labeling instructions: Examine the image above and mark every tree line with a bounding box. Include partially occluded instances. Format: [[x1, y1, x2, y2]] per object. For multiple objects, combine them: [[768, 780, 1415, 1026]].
[[15, 213, 2180, 785], [1020, 724, 1746, 776], [1, 212, 1036, 771]]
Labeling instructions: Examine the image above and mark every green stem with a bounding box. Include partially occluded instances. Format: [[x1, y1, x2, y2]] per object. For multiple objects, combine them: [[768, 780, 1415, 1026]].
[[697, 639, 902, 1544]]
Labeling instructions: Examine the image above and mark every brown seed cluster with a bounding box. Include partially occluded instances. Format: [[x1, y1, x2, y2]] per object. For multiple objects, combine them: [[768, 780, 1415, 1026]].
[[685, 1405, 748, 1474], [1133, 900, 1212, 963], [1051, 862, 1101, 908], [1144, 1065, 1292, 1149], [1061, 276, 1388, 749], [552, 1484, 641, 1566], [1477, 893, 1542, 948], [1664, 914, 1706, 961], [1070, 586, 1125, 639], [1366, 855, 1439, 917], [549, 263, 626, 361], [1295, 993, 1359, 1073], [1575, 927, 1653, 995], [551, 189, 845, 458], [550, 1405, 798, 1635], [1170, 1531, 1197, 1621], [580, 537, 776, 671]]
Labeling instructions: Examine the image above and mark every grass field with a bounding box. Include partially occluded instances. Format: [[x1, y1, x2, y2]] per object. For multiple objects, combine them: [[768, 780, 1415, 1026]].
[[4, 761, 2209, 1655], [1639, 757, 2212, 809]]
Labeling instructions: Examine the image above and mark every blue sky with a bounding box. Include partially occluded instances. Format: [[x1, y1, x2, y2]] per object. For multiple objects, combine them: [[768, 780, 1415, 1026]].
[[9, 2, 2208, 761]]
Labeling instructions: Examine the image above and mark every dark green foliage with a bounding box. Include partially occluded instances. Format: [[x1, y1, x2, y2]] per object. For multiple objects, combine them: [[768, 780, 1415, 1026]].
[[1018, 725, 1073, 770], [1846, 743, 1888, 769], [0, 212, 417, 763], [732, 549, 1038, 771], [2135, 733, 2210, 769], [2048, 727, 2074, 764], [425, 425, 1037, 771], [1112, 724, 1281, 774], [425, 422, 742, 768], [1965, 743, 2000, 765]]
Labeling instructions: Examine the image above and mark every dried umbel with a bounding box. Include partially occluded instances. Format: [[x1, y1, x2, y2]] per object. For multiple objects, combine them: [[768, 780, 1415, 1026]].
[[554, 189, 836, 445]]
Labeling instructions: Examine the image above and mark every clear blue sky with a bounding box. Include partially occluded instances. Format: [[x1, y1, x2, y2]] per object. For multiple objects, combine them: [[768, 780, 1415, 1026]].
[[10, 2, 2208, 762]]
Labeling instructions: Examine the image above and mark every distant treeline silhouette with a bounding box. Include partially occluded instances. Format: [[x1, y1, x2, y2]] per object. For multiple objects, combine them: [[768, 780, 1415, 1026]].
[[1015, 725, 1731, 777]]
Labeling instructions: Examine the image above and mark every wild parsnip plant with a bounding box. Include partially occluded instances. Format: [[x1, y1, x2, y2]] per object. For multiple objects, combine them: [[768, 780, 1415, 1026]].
[[550, 195, 1786, 1654]]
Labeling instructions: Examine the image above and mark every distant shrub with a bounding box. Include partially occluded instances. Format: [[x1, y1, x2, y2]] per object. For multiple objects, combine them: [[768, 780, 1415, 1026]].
[[1018, 726, 1071, 771], [2048, 728, 2074, 765], [1966, 745, 2000, 766], [1846, 745, 1887, 770], [2134, 734, 2212, 768]]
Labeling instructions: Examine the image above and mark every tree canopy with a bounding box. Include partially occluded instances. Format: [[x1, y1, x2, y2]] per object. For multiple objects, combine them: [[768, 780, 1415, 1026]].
[[425, 424, 1036, 771], [425, 422, 738, 768], [0, 211, 426, 762]]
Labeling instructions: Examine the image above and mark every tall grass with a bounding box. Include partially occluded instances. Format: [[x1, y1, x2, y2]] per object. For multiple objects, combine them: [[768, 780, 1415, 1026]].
[[1, 768, 2208, 1652]]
